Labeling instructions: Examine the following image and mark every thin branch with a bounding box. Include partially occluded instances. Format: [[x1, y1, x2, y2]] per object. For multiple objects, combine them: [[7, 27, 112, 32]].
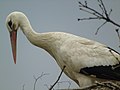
[[33, 72, 49, 90], [108, 9, 112, 16], [108, 47, 120, 69], [79, 8, 100, 17], [95, 21, 107, 35], [49, 65, 66, 90], [116, 29, 120, 47], [108, 47, 119, 61], [78, 17, 100, 21], [78, 0, 120, 34], [44, 84, 50, 89], [99, 0, 109, 18], [79, 1, 103, 17], [57, 81, 71, 89], [98, 2, 104, 15], [22, 84, 25, 90]]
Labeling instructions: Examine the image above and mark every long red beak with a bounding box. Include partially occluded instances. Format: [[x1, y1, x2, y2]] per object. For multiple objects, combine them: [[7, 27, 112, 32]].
[[10, 30, 17, 64]]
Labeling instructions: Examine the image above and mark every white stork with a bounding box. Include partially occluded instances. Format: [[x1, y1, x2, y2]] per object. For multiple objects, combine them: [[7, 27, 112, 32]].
[[6, 11, 120, 89]]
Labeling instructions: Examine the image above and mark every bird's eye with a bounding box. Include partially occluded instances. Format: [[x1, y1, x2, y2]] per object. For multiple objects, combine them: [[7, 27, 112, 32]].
[[8, 20, 12, 29]]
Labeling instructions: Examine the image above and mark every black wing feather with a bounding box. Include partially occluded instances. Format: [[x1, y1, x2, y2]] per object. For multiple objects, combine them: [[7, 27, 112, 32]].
[[107, 47, 120, 55], [80, 64, 120, 81]]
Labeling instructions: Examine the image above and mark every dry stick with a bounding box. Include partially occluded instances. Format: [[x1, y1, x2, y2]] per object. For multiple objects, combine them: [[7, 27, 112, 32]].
[[49, 66, 66, 90], [108, 47, 120, 70], [95, 21, 107, 35], [44, 84, 49, 89], [78, 0, 120, 34], [33, 72, 49, 90], [108, 9, 112, 16], [108, 46, 120, 58], [57, 81, 71, 89], [95, 9, 112, 35], [98, 1, 104, 14], [78, 17, 100, 21], [78, 1, 103, 17], [116, 29, 120, 47], [22, 84, 25, 90], [99, 0, 109, 18]]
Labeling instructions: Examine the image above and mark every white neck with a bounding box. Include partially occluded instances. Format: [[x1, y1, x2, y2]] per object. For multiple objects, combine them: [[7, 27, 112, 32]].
[[18, 14, 59, 52], [19, 14, 37, 42]]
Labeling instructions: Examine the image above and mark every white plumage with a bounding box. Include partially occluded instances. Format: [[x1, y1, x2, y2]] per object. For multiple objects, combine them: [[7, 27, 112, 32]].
[[6, 11, 120, 89]]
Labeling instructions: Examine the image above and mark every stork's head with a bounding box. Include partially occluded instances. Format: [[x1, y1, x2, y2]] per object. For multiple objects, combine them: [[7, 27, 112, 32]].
[[6, 12, 22, 64], [6, 12, 20, 32]]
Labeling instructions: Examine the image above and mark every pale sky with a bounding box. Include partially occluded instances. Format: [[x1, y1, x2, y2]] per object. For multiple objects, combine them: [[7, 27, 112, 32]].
[[0, 0, 120, 90]]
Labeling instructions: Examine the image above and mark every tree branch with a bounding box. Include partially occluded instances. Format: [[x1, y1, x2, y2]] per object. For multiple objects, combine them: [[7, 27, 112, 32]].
[[33, 72, 49, 90], [49, 65, 66, 90], [22, 84, 25, 90], [78, 17, 100, 21], [115, 29, 120, 47], [95, 21, 107, 35], [57, 81, 71, 89], [78, 0, 120, 35]]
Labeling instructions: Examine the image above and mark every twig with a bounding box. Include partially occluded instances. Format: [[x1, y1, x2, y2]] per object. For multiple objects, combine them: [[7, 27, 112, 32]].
[[78, 1, 103, 17], [107, 46, 120, 70], [99, 0, 109, 18], [22, 84, 25, 90], [78, 0, 120, 35], [115, 29, 120, 47], [108, 9, 112, 16], [44, 84, 50, 89], [33, 72, 49, 90], [95, 21, 107, 35], [57, 81, 71, 89], [78, 17, 100, 21], [49, 65, 66, 90], [108, 46, 120, 61]]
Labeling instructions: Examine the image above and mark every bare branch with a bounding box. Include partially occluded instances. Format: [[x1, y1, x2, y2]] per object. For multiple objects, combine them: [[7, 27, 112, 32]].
[[108, 47, 120, 55], [22, 84, 25, 90], [108, 47, 120, 61], [79, 1, 103, 17], [33, 72, 49, 90], [78, 17, 100, 21], [95, 21, 107, 35], [108, 9, 112, 16], [44, 84, 50, 89], [78, 0, 120, 34], [108, 47, 120, 69], [84, 1, 87, 6], [115, 29, 120, 47], [79, 8, 99, 17], [99, 0, 109, 18], [49, 65, 66, 90], [98, 2, 104, 15], [57, 81, 71, 89]]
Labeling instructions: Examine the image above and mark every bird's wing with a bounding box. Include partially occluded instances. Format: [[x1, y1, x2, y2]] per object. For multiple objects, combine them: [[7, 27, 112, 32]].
[[80, 64, 120, 80], [79, 46, 120, 81], [60, 37, 120, 80]]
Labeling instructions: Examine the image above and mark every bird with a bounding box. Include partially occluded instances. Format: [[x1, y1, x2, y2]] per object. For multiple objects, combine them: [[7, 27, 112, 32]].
[[6, 11, 120, 89]]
